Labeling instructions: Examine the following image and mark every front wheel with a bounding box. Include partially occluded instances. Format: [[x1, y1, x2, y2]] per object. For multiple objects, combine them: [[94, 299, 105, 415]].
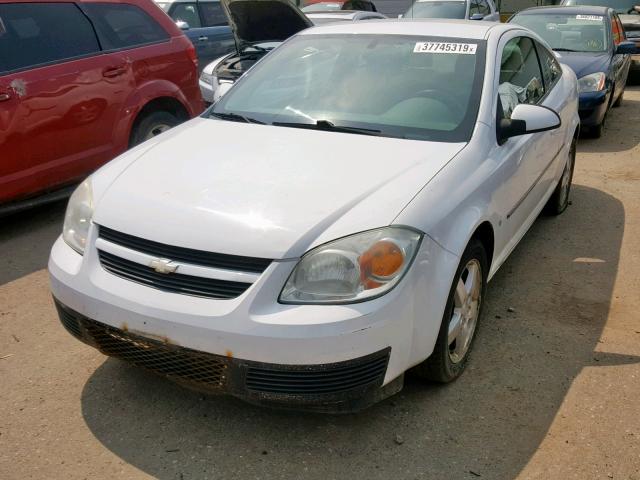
[[414, 239, 488, 383], [545, 138, 576, 215]]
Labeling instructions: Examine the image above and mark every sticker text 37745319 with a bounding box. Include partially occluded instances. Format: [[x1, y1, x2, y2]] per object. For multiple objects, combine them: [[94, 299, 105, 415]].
[[414, 42, 478, 54]]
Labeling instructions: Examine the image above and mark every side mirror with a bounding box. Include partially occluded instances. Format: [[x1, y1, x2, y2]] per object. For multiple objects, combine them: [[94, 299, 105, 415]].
[[616, 41, 639, 55], [176, 20, 190, 30], [398, 13, 403, 18], [498, 104, 561, 143], [470, 13, 485, 20]]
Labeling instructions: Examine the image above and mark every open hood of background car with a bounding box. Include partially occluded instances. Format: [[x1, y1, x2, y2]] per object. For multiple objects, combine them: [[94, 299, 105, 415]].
[[221, 0, 313, 51]]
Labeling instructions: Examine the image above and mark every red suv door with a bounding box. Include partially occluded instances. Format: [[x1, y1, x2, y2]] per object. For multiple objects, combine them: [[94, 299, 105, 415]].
[[0, 1, 130, 204]]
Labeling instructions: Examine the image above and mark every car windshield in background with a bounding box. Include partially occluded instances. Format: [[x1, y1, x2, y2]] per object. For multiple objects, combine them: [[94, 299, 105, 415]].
[[310, 17, 353, 24], [563, 0, 637, 14], [511, 13, 608, 52], [405, 1, 467, 19], [302, 3, 344, 12], [210, 34, 486, 142], [155, 2, 171, 12]]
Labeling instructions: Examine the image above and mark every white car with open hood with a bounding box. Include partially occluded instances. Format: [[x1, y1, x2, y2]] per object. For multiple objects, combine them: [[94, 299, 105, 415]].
[[198, 0, 312, 103], [50, 20, 579, 412]]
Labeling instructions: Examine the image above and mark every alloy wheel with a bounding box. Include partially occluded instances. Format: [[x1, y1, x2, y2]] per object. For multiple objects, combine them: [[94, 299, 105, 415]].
[[448, 259, 482, 364]]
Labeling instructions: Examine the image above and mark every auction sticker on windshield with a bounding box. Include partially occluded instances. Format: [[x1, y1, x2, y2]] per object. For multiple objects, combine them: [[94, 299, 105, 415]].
[[414, 42, 477, 54], [576, 15, 603, 21]]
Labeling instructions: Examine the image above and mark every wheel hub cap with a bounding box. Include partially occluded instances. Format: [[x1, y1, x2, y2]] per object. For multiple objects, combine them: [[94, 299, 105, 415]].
[[448, 259, 482, 364]]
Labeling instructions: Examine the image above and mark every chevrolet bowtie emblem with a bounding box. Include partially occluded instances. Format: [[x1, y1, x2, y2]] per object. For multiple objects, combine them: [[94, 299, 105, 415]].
[[149, 258, 178, 274]]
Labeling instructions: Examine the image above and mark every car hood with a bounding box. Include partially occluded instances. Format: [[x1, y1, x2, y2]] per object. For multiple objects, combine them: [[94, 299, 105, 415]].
[[221, 0, 313, 51], [553, 51, 610, 79], [93, 119, 465, 260]]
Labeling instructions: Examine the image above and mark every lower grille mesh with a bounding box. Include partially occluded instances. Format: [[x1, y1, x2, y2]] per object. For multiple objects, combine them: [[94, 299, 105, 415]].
[[54, 301, 227, 389], [246, 352, 390, 395], [54, 300, 391, 403]]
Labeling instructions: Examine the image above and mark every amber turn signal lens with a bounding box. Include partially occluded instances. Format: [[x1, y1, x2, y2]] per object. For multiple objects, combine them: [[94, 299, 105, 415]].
[[359, 240, 405, 289]]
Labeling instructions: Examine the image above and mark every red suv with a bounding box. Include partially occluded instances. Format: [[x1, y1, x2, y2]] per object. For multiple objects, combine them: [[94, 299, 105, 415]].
[[0, 0, 203, 213]]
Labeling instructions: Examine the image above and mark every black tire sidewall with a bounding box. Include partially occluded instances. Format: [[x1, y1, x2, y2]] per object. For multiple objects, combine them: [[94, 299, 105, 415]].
[[130, 111, 179, 147], [427, 239, 488, 382]]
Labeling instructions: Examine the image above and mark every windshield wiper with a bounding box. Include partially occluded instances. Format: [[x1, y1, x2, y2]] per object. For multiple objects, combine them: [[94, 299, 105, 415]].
[[272, 119, 382, 136], [210, 111, 265, 124], [552, 48, 579, 52]]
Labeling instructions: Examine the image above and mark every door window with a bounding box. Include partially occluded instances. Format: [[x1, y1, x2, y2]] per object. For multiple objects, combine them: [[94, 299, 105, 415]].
[[469, 0, 480, 16], [0, 2, 100, 74], [169, 3, 202, 28], [498, 36, 545, 118], [82, 3, 170, 50], [535, 41, 562, 91], [199, 1, 228, 27], [478, 0, 491, 15]]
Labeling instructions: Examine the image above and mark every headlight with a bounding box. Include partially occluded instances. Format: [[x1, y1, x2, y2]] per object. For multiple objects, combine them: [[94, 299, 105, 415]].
[[279, 227, 422, 304], [62, 180, 93, 255], [578, 72, 606, 93], [199, 71, 215, 86]]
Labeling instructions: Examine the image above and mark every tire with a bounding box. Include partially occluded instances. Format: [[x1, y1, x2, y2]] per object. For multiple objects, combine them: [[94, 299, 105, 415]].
[[129, 111, 179, 147], [545, 137, 576, 216], [613, 89, 623, 107], [589, 121, 603, 139], [414, 239, 488, 383]]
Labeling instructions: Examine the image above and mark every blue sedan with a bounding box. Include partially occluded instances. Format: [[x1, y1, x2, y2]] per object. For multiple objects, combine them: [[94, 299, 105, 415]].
[[510, 5, 638, 137]]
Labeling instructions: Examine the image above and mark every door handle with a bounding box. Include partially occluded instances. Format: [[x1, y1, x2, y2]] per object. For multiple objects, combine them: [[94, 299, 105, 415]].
[[198, 36, 208, 41], [0, 92, 11, 102], [102, 65, 127, 78]]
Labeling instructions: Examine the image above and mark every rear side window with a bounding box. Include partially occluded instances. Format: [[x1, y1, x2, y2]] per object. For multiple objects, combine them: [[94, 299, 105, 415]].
[[199, 2, 228, 27], [478, 0, 491, 15], [169, 3, 201, 28], [82, 3, 169, 51], [0, 2, 100, 74]]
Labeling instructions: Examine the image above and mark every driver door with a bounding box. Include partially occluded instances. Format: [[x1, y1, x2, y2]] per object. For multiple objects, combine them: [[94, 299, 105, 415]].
[[492, 35, 558, 250]]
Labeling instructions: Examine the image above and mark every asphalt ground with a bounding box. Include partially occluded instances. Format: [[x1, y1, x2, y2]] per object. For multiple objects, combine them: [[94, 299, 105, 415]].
[[1, 87, 640, 479]]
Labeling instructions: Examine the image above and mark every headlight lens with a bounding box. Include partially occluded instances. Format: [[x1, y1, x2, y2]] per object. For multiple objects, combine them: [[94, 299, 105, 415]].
[[62, 180, 93, 255], [279, 227, 422, 304], [199, 71, 215, 86], [578, 72, 606, 93]]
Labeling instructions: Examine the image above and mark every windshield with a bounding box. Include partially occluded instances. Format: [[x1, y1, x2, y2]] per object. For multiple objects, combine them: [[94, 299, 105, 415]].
[[563, 0, 637, 14], [404, 1, 467, 19], [210, 34, 486, 142], [511, 13, 609, 52]]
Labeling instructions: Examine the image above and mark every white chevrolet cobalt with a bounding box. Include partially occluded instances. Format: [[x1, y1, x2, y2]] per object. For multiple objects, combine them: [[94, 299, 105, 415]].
[[50, 20, 579, 412]]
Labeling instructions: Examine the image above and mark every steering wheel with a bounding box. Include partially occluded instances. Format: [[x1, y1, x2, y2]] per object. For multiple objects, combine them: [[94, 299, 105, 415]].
[[414, 89, 466, 112]]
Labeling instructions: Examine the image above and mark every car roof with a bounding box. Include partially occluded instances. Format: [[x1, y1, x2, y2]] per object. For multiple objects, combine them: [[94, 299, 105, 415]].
[[299, 18, 509, 39], [514, 5, 611, 16]]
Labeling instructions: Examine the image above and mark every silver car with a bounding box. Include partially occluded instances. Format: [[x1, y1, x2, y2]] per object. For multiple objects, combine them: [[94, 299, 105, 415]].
[[401, 0, 500, 21]]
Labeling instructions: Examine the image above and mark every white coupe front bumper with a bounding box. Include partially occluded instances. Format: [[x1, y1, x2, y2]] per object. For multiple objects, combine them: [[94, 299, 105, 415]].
[[48, 225, 456, 411]]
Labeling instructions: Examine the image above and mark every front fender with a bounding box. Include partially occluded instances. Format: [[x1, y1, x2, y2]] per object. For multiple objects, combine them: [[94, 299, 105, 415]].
[[112, 79, 195, 151], [394, 124, 499, 265]]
